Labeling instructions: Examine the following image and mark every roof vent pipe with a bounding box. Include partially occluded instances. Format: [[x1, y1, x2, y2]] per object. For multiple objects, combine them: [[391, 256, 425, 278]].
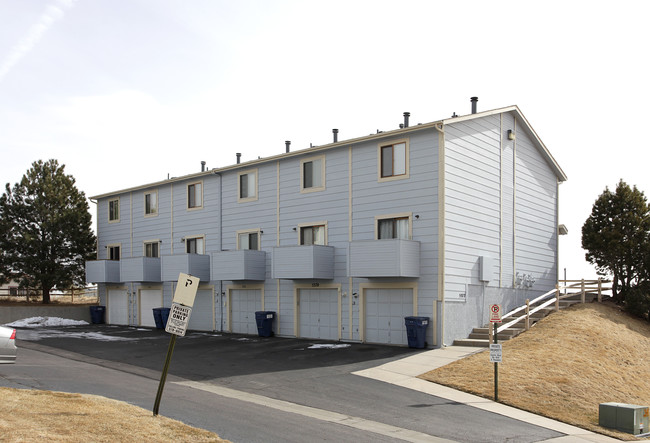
[[201, 161, 206, 172], [471, 96, 478, 114], [285, 141, 291, 153], [332, 129, 338, 143], [236, 153, 241, 164], [403, 112, 410, 128]]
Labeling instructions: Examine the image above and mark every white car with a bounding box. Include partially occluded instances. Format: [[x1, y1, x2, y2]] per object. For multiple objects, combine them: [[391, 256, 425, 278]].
[[0, 325, 17, 363]]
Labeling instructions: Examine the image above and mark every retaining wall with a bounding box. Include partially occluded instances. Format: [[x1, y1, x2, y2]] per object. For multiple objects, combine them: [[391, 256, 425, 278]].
[[0, 305, 94, 325]]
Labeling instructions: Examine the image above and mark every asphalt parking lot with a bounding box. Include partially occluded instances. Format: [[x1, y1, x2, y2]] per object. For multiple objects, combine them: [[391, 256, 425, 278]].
[[16, 324, 417, 382]]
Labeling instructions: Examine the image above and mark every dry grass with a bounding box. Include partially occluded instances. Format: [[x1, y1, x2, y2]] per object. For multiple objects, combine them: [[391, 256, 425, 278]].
[[0, 388, 230, 443], [419, 302, 650, 441]]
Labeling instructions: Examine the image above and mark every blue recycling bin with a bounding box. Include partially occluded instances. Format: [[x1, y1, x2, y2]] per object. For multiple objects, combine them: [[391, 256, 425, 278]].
[[153, 307, 171, 329], [255, 311, 276, 337], [405, 316, 429, 349], [89, 305, 106, 324]]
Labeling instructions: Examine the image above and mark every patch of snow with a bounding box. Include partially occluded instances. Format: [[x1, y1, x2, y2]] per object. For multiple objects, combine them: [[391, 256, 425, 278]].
[[307, 344, 351, 350], [16, 329, 137, 341], [233, 337, 256, 342], [5, 317, 89, 328]]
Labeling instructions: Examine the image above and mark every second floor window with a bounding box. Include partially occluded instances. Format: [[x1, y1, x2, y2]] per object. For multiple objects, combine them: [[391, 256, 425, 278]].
[[300, 225, 325, 245], [238, 231, 260, 250], [108, 198, 119, 222], [377, 217, 409, 239], [144, 191, 157, 215], [108, 245, 121, 260], [144, 241, 159, 258], [188, 182, 202, 209], [186, 237, 204, 254]]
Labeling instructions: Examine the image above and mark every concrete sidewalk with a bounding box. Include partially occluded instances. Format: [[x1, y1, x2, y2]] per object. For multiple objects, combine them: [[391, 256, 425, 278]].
[[353, 346, 622, 443]]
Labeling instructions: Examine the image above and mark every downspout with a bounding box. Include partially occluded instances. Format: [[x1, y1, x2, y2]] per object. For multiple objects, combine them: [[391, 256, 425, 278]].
[[435, 122, 445, 347], [213, 171, 224, 332]]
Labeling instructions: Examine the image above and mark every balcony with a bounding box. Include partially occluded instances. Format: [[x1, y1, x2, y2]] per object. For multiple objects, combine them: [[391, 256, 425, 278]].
[[120, 257, 161, 282], [348, 239, 420, 278], [85, 260, 121, 284], [211, 250, 266, 281], [272, 245, 335, 279], [161, 254, 211, 282]]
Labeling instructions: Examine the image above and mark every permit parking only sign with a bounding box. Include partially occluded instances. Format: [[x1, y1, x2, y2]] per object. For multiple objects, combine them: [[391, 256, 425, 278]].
[[165, 303, 192, 336], [164, 273, 200, 337]]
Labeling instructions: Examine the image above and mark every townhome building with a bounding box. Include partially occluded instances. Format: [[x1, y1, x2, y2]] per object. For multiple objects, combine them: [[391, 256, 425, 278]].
[[86, 102, 566, 347]]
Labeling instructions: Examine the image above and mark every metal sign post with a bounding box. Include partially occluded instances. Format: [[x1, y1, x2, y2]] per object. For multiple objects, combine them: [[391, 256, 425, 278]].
[[489, 304, 502, 402], [153, 273, 199, 416]]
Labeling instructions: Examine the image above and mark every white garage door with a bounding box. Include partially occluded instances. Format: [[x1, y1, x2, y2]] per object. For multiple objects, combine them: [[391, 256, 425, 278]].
[[365, 288, 413, 345], [298, 288, 339, 340], [107, 288, 128, 325], [140, 289, 163, 327], [230, 289, 261, 335], [188, 289, 214, 331]]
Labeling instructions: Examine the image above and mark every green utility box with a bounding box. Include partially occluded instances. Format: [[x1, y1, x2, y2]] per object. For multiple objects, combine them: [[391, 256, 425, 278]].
[[599, 402, 649, 435]]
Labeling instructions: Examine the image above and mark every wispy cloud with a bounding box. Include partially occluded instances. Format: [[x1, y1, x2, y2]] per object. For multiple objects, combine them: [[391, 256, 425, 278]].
[[0, 0, 78, 83]]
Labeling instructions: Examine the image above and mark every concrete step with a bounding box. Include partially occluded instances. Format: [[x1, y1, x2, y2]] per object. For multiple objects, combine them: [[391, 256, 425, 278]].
[[453, 338, 490, 347], [472, 327, 524, 337]]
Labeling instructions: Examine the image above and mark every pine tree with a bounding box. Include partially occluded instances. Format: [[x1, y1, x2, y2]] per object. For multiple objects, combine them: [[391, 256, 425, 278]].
[[0, 159, 96, 304], [581, 180, 650, 302]]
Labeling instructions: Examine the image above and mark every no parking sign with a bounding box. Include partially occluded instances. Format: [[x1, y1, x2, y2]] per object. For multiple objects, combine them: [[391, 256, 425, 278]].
[[489, 304, 502, 323]]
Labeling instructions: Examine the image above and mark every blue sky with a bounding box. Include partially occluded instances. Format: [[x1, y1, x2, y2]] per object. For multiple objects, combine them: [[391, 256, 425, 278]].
[[1, 0, 649, 280]]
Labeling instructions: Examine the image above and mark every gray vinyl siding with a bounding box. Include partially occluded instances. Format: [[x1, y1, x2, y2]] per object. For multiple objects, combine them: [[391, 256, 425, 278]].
[[444, 115, 501, 297], [514, 122, 558, 292], [501, 113, 515, 287]]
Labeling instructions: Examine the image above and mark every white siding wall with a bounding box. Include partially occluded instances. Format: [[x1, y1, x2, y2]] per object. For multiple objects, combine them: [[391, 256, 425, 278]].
[[514, 121, 558, 292], [444, 115, 501, 300]]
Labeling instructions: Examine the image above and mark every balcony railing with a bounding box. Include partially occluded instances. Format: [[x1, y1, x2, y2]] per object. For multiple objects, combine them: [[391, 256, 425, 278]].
[[272, 245, 335, 279], [348, 239, 420, 278], [85, 260, 121, 284], [212, 250, 266, 281]]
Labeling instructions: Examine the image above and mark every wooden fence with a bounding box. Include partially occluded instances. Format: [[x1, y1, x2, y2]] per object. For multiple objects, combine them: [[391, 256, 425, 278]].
[[0, 286, 98, 303], [491, 279, 612, 340]]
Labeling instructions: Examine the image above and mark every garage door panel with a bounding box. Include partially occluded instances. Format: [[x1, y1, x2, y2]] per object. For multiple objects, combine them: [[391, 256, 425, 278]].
[[231, 289, 261, 335], [140, 289, 162, 327], [298, 289, 338, 340], [365, 288, 413, 345], [189, 289, 214, 331], [108, 289, 128, 325]]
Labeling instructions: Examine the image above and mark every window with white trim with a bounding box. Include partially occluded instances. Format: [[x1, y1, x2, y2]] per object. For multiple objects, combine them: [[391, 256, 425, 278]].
[[144, 190, 158, 216], [301, 156, 325, 192], [144, 241, 160, 258], [238, 169, 258, 202], [108, 245, 121, 260], [108, 198, 120, 222], [237, 230, 260, 250], [187, 182, 203, 209], [379, 139, 409, 181], [300, 224, 326, 245], [377, 216, 410, 239], [185, 236, 204, 254]]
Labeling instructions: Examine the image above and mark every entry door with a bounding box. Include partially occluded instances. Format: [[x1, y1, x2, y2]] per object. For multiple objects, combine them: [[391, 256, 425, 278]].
[[107, 288, 128, 325], [365, 288, 413, 345], [230, 289, 261, 334], [139, 289, 162, 327], [188, 289, 214, 331], [298, 288, 339, 340]]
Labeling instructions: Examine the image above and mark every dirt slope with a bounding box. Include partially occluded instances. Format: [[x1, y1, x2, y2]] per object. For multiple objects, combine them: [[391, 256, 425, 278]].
[[419, 302, 650, 441]]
